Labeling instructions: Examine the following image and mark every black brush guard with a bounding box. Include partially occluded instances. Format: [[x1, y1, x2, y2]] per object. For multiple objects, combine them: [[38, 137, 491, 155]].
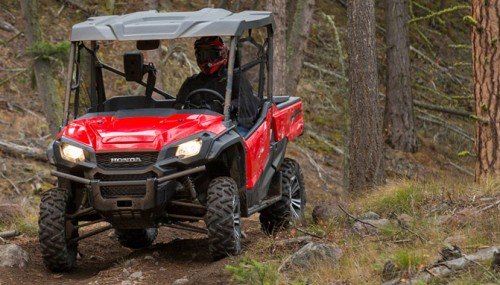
[[51, 166, 205, 229]]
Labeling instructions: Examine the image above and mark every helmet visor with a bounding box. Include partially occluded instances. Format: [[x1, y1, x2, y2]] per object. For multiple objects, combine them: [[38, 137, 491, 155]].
[[195, 48, 223, 64]]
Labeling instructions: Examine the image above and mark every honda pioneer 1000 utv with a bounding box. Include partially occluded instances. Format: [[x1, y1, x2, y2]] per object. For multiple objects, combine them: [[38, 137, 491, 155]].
[[40, 8, 305, 272]]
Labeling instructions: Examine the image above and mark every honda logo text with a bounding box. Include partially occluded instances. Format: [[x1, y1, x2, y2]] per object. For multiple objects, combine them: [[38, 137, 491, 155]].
[[110, 157, 142, 163]]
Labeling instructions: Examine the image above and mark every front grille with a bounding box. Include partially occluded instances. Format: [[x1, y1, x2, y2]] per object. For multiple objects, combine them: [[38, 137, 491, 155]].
[[96, 152, 158, 169], [95, 173, 155, 199]]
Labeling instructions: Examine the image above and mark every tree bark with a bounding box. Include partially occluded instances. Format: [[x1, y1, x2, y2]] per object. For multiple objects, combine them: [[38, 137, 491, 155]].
[[471, 0, 500, 181], [20, 0, 63, 137], [266, 0, 287, 96], [346, 0, 384, 192], [286, 0, 315, 96], [384, 0, 418, 152]]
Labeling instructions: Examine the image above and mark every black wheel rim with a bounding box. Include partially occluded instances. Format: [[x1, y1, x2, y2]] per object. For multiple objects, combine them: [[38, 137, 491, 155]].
[[289, 175, 302, 220]]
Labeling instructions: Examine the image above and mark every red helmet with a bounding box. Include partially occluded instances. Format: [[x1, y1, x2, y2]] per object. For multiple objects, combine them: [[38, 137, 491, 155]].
[[194, 36, 228, 75]]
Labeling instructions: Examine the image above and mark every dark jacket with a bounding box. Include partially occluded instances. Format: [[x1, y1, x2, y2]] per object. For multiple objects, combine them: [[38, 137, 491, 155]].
[[176, 68, 261, 129]]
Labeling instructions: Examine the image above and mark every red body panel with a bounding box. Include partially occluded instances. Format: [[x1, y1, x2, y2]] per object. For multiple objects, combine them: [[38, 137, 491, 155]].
[[243, 111, 272, 189], [271, 101, 304, 142], [58, 113, 226, 152], [58, 100, 303, 191]]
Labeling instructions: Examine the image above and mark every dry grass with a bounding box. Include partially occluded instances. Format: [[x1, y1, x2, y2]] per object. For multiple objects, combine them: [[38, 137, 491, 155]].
[[231, 176, 500, 285], [0, 195, 40, 237]]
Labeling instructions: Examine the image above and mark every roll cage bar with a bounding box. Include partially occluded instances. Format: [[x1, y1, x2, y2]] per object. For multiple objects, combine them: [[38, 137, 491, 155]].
[[62, 25, 274, 128]]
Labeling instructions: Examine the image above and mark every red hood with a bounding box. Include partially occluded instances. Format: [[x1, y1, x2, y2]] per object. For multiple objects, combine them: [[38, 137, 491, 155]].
[[58, 113, 226, 152]]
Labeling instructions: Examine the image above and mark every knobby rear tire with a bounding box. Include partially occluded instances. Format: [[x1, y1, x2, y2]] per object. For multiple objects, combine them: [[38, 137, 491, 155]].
[[260, 158, 306, 235]]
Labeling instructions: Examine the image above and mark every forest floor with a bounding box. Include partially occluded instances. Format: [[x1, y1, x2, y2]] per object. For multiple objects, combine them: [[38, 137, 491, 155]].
[[0, 0, 498, 284]]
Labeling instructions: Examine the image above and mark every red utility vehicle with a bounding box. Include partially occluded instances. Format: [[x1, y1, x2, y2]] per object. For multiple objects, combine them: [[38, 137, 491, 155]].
[[40, 9, 305, 272]]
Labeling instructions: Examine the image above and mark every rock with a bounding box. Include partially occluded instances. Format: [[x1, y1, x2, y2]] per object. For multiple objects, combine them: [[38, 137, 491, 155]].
[[396, 214, 412, 228], [123, 258, 138, 268], [0, 204, 22, 223], [491, 251, 499, 271], [381, 261, 399, 281], [359, 211, 381, 220], [122, 268, 130, 278], [352, 219, 392, 236], [279, 242, 343, 272], [121, 281, 133, 285], [108, 231, 117, 240], [172, 277, 189, 285], [129, 271, 143, 280], [312, 204, 341, 224], [0, 244, 29, 268], [446, 208, 478, 227], [439, 245, 462, 262], [144, 255, 155, 261]]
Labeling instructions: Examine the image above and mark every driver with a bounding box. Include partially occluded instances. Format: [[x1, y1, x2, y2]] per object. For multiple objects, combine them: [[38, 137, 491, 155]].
[[176, 36, 260, 136]]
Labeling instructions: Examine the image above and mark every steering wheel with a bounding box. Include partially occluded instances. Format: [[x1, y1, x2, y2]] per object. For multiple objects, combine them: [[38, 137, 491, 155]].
[[182, 88, 225, 113]]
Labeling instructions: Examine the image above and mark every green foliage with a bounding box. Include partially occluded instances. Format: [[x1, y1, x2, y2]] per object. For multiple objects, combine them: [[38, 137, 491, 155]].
[[226, 258, 279, 285], [391, 249, 425, 273], [462, 16, 478, 27], [457, 150, 471, 157], [27, 41, 70, 62], [366, 184, 425, 215]]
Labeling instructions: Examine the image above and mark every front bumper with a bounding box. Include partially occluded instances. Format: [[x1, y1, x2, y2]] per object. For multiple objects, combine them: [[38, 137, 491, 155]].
[[52, 167, 205, 228]]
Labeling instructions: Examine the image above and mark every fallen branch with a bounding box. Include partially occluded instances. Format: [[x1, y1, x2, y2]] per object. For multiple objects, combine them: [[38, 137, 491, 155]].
[[414, 100, 472, 118], [0, 69, 27, 87], [448, 160, 474, 177], [0, 230, 20, 239], [415, 109, 474, 141], [294, 144, 342, 187], [410, 46, 468, 83], [294, 227, 325, 239], [0, 172, 21, 195], [306, 130, 344, 156], [0, 140, 47, 161], [383, 246, 500, 285], [0, 98, 44, 120], [304, 151, 329, 186], [477, 200, 500, 213], [0, 20, 19, 33], [338, 204, 378, 229], [303, 62, 346, 81]]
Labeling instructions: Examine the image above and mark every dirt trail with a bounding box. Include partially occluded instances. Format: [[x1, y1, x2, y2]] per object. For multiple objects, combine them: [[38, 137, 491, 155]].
[[0, 219, 265, 285]]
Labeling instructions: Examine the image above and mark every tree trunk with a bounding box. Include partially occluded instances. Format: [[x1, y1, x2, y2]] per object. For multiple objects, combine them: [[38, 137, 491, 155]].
[[286, 0, 315, 96], [266, 0, 287, 96], [384, 0, 418, 152], [346, 0, 384, 192], [286, 0, 298, 40], [20, 0, 63, 137], [471, 0, 500, 181], [144, 0, 164, 96]]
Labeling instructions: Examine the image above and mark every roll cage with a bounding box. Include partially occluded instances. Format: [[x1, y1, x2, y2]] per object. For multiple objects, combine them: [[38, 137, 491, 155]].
[[62, 9, 276, 128]]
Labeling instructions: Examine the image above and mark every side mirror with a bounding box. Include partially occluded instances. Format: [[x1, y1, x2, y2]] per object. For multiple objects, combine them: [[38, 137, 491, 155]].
[[137, 40, 160, 50], [123, 52, 144, 82]]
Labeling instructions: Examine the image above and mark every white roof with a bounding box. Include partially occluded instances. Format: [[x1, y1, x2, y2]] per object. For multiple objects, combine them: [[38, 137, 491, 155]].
[[70, 8, 274, 41]]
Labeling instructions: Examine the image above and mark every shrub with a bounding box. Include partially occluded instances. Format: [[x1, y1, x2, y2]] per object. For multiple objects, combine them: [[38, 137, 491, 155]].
[[226, 258, 279, 285]]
